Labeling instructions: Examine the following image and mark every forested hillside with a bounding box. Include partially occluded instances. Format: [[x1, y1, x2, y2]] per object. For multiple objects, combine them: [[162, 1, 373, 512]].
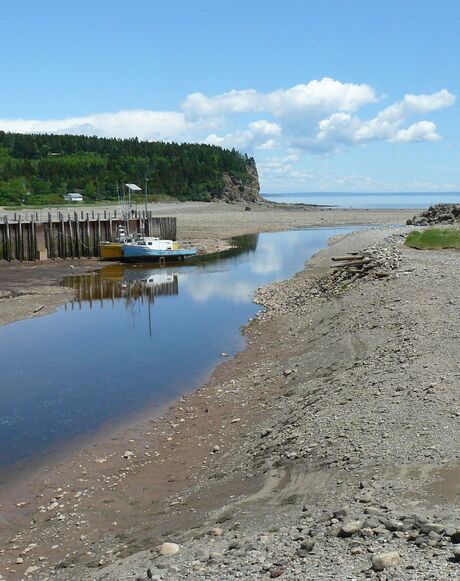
[[0, 132, 260, 205]]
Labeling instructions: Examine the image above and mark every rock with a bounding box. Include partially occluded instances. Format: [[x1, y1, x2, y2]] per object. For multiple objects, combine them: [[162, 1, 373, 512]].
[[25, 566, 39, 576], [301, 539, 315, 550], [123, 450, 135, 459], [211, 445, 220, 453], [15, 557, 24, 564], [379, 517, 404, 531], [270, 568, 284, 578], [211, 527, 223, 536], [372, 551, 401, 571], [333, 508, 349, 520], [452, 545, 460, 562], [160, 542, 180, 556], [339, 521, 363, 537], [418, 522, 444, 534]]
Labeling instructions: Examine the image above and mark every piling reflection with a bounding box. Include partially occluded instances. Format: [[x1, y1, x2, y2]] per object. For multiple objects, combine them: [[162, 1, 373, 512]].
[[62, 267, 179, 309]]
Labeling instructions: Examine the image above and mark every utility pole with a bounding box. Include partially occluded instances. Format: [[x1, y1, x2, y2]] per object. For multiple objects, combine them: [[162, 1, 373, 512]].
[[144, 176, 149, 214]]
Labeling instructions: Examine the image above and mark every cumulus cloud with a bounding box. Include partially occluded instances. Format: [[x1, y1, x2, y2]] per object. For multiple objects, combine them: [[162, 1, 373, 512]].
[[394, 121, 440, 142], [204, 119, 282, 150], [375, 89, 455, 123], [312, 89, 455, 150], [182, 78, 377, 119]]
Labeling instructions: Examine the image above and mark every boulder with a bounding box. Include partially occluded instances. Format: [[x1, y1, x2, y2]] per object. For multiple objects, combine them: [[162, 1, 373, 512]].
[[372, 551, 401, 571]]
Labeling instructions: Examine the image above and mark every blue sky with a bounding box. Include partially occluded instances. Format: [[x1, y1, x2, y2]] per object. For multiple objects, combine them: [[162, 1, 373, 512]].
[[1, 0, 459, 193]]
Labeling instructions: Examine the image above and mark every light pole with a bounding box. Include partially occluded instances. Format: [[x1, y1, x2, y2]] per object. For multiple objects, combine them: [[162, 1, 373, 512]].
[[144, 176, 149, 214]]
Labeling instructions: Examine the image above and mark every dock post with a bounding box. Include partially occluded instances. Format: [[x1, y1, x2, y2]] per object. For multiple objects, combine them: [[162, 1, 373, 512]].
[[74, 212, 81, 258], [17, 215, 23, 261], [4, 216, 11, 261], [60, 212, 66, 258]]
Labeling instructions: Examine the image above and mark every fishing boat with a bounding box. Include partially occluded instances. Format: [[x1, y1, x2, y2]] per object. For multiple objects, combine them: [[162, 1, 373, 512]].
[[122, 234, 197, 262], [99, 183, 196, 262], [99, 224, 127, 261]]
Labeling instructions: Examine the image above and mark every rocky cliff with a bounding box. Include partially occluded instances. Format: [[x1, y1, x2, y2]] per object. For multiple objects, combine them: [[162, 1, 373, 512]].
[[212, 162, 264, 204]]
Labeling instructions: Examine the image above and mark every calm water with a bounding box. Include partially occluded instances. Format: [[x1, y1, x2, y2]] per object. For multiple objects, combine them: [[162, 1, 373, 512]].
[[0, 228, 356, 471], [263, 192, 460, 209]]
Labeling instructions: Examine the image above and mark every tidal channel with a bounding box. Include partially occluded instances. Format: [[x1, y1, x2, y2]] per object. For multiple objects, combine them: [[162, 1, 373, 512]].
[[0, 227, 357, 475]]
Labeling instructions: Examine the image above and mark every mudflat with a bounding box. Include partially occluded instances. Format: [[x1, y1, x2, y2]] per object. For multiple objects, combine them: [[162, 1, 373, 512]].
[[1, 205, 459, 580]]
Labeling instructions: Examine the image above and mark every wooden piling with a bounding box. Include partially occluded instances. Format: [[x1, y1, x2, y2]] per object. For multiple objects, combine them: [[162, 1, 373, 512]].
[[0, 213, 176, 261]]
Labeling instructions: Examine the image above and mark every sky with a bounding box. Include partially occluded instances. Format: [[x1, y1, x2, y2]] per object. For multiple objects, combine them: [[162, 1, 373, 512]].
[[0, 0, 459, 193]]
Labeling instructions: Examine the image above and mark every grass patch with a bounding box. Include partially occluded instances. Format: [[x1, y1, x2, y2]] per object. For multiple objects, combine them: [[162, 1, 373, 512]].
[[405, 227, 460, 250]]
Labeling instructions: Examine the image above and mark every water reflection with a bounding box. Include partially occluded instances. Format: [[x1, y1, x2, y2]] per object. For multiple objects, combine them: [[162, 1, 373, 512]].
[[61, 234, 260, 313], [63, 269, 179, 308]]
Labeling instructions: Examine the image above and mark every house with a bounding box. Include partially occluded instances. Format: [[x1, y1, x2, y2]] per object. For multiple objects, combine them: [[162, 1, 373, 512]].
[[63, 192, 83, 202]]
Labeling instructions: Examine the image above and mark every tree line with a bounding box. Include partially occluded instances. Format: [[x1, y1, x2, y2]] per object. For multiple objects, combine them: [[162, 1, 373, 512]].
[[0, 132, 256, 205]]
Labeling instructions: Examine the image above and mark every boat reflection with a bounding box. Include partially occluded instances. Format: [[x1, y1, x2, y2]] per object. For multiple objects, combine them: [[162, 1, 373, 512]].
[[62, 266, 179, 309], [61, 233, 260, 309]]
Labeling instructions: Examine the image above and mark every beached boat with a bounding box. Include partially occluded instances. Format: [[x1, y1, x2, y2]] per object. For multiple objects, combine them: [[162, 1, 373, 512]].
[[122, 235, 197, 262], [99, 241, 124, 260]]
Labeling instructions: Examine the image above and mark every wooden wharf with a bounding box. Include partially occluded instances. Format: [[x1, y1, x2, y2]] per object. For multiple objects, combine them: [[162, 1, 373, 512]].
[[0, 210, 176, 261]]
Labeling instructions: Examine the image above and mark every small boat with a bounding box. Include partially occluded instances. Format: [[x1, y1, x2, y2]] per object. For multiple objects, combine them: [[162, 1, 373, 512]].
[[122, 235, 197, 262], [99, 241, 124, 260]]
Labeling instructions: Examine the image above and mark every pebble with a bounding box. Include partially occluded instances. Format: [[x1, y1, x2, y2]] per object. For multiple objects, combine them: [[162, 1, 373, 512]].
[[211, 527, 223, 536], [160, 542, 180, 556], [339, 521, 363, 537]]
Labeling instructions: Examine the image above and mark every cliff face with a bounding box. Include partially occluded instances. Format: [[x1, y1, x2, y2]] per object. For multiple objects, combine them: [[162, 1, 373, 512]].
[[212, 162, 263, 204]]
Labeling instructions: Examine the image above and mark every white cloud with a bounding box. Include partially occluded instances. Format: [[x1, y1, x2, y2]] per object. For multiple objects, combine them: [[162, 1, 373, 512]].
[[182, 78, 377, 119], [248, 119, 282, 136], [394, 121, 440, 142], [375, 89, 456, 123], [0, 110, 189, 141], [204, 119, 281, 150], [312, 90, 455, 149], [257, 139, 277, 150]]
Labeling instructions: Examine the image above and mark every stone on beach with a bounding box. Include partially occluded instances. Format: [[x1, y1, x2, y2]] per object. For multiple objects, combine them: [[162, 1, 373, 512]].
[[372, 551, 401, 571], [160, 542, 180, 556]]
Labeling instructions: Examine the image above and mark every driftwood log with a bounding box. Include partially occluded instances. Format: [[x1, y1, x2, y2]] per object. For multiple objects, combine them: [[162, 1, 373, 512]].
[[331, 255, 365, 262], [331, 258, 371, 268]]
